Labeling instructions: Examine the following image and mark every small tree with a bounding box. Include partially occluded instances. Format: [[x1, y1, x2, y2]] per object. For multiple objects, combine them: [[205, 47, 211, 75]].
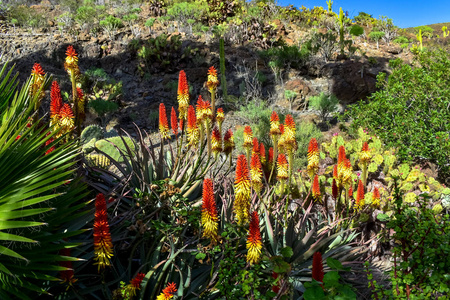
[[375, 16, 398, 45], [369, 31, 385, 49], [308, 92, 339, 123]]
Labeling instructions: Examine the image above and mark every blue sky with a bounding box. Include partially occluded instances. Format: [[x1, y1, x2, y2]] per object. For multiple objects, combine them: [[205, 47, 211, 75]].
[[275, 0, 449, 28]]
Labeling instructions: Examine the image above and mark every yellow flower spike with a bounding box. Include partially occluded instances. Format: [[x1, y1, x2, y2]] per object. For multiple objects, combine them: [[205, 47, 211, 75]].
[[201, 179, 219, 243], [234, 155, 251, 225], [307, 138, 320, 178], [250, 152, 263, 194], [246, 211, 262, 265]]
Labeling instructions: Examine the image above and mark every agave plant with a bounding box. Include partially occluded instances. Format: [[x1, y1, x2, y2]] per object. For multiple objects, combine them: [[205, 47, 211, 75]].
[[0, 63, 89, 298]]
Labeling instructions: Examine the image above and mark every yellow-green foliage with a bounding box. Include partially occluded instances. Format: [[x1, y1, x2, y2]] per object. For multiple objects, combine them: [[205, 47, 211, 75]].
[[86, 153, 111, 168], [321, 128, 446, 208]]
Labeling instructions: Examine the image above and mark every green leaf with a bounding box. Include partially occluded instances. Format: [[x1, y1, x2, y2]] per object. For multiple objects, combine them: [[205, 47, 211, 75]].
[[377, 213, 389, 222], [304, 286, 326, 300], [323, 270, 340, 287], [195, 252, 206, 260], [280, 246, 293, 258], [326, 257, 344, 270]]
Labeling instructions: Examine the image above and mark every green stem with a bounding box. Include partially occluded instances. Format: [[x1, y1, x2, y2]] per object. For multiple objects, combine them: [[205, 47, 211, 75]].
[[268, 136, 278, 183], [71, 73, 80, 136]]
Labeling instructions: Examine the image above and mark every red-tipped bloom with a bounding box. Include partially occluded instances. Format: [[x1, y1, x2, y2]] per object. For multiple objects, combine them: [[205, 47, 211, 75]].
[[64, 45, 80, 78], [312, 252, 324, 284], [159, 103, 170, 140], [211, 126, 222, 156], [49, 82, 74, 136], [59, 103, 75, 131], [123, 272, 145, 297], [235, 155, 251, 225], [206, 66, 219, 93], [277, 124, 286, 152], [270, 111, 281, 136], [216, 107, 224, 127], [348, 184, 353, 198], [156, 282, 177, 300], [201, 178, 219, 242], [277, 153, 288, 181], [187, 105, 199, 147], [171, 107, 178, 136], [177, 70, 189, 119], [30, 63, 45, 99], [268, 147, 274, 165], [196, 95, 212, 127], [250, 152, 263, 193], [372, 187, 380, 208], [307, 138, 320, 178], [259, 143, 266, 166], [359, 141, 371, 165], [355, 180, 365, 210], [243, 126, 253, 150], [283, 114, 297, 152], [252, 137, 259, 155], [338, 145, 346, 166], [312, 175, 321, 201], [93, 193, 114, 272], [223, 129, 235, 155], [247, 211, 262, 264]]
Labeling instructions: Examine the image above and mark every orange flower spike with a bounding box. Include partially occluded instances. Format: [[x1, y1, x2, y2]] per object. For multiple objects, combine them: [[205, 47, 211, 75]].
[[250, 152, 263, 194], [223, 129, 235, 155], [252, 137, 259, 156], [276, 153, 289, 181], [206, 66, 219, 93], [30, 63, 45, 99], [372, 187, 381, 208], [268, 147, 274, 165], [234, 155, 251, 225], [159, 103, 171, 140], [156, 282, 177, 300], [177, 70, 189, 119], [270, 111, 281, 136], [201, 178, 219, 242], [312, 251, 324, 285], [307, 138, 320, 178], [211, 127, 222, 156], [171, 106, 178, 136], [93, 193, 114, 272], [355, 180, 365, 210], [243, 126, 253, 151], [348, 185, 353, 198], [359, 141, 371, 165], [246, 211, 262, 264], [338, 145, 347, 166], [259, 143, 266, 166], [312, 175, 321, 201]]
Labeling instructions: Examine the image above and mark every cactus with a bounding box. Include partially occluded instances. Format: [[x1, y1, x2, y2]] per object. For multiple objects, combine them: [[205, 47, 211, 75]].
[[416, 28, 423, 51], [86, 153, 111, 168], [104, 128, 119, 138], [326, 0, 333, 13], [219, 38, 227, 101], [94, 136, 136, 162], [337, 7, 345, 56], [81, 124, 104, 144], [83, 138, 98, 153], [442, 26, 449, 38]]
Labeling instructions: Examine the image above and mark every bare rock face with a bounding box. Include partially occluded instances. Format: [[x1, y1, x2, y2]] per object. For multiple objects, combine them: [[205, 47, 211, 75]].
[[321, 60, 380, 104]]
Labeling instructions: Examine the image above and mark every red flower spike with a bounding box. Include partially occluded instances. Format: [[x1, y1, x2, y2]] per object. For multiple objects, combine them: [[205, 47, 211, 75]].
[[216, 107, 224, 124], [332, 178, 338, 199], [171, 106, 178, 136], [277, 153, 288, 181], [234, 155, 251, 225], [211, 126, 222, 155], [270, 111, 281, 136], [284, 114, 295, 130], [312, 251, 324, 284], [31, 63, 45, 76], [348, 185, 353, 198], [268, 147, 274, 165], [201, 178, 218, 242], [355, 180, 365, 210], [307, 138, 320, 177], [259, 143, 266, 165], [50, 81, 63, 118], [93, 193, 114, 272], [243, 126, 253, 150], [372, 187, 381, 207], [250, 152, 263, 193], [159, 103, 170, 140], [177, 70, 189, 119], [246, 211, 262, 264], [252, 137, 259, 154], [206, 66, 219, 92], [359, 141, 371, 164], [312, 175, 321, 201]]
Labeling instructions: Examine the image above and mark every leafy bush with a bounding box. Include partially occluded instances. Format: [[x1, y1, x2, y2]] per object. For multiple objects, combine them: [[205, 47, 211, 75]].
[[349, 24, 364, 37], [393, 35, 409, 48], [310, 31, 338, 62], [308, 92, 339, 123], [347, 49, 450, 178]]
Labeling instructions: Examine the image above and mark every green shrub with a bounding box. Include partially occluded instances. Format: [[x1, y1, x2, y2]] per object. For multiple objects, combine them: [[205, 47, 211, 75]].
[[393, 35, 409, 48], [349, 24, 364, 37], [308, 92, 339, 123], [7, 5, 47, 29], [99, 15, 123, 38], [347, 49, 450, 179]]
